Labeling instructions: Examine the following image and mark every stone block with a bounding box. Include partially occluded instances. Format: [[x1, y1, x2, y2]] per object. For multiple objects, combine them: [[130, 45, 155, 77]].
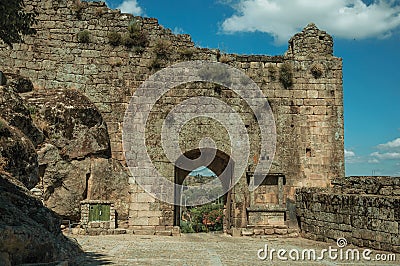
[[274, 228, 288, 235], [133, 229, 156, 235], [264, 229, 275, 235], [231, 228, 242, 237], [254, 229, 264, 235], [241, 228, 254, 236], [155, 230, 172, 236]]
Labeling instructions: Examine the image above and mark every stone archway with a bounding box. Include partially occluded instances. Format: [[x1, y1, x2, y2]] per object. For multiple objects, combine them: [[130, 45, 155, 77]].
[[173, 148, 234, 230]]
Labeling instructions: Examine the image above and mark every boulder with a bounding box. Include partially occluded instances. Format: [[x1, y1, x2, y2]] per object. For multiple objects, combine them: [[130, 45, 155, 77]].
[[0, 86, 44, 146], [0, 118, 38, 189], [88, 158, 130, 221], [39, 157, 130, 222], [6, 74, 34, 93], [23, 88, 111, 160], [24, 88, 130, 222], [0, 172, 82, 265], [41, 158, 91, 221]]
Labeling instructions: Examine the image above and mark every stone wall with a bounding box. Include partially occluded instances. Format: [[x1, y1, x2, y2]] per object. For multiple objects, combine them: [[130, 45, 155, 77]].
[[296, 176, 400, 253], [0, 0, 344, 229]]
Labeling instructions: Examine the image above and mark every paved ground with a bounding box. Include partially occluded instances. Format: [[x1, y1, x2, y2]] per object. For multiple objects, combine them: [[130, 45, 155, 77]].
[[71, 233, 399, 265]]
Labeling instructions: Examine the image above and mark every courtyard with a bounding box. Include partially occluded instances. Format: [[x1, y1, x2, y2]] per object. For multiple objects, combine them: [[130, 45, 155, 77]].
[[72, 233, 399, 265]]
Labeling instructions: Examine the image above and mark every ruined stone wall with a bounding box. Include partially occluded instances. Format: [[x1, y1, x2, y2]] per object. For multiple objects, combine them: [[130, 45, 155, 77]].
[[296, 176, 400, 253], [0, 0, 344, 229]]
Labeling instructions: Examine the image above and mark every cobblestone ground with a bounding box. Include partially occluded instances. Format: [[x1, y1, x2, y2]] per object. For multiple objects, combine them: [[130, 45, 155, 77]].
[[71, 233, 399, 265]]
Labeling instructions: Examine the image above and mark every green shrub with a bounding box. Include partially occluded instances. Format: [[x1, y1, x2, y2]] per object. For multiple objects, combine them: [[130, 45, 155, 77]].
[[279, 62, 293, 88], [126, 19, 149, 48], [180, 203, 224, 233], [121, 34, 134, 48], [180, 220, 195, 233], [108, 31, 122, 46], [148, 58, 164, 71], [179, 47, 196, 59], [77, 30, 90, 43], [72, 0, 85, 19], [153, 39, 172, 58]]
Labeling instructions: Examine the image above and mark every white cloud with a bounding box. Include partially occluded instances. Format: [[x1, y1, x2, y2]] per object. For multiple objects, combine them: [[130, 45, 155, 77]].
[[117, 0, 143, 16], [368, 158, 380, 164], [345, 149, 355, 158], [221, 0, 400, 44], [371, 152, 400, 160], [377, 138, 400, 150], [173, 27, 185, 35], [345, 149, 362, 164]]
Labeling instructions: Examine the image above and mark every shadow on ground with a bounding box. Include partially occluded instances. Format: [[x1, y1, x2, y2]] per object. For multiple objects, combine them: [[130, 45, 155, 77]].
[[73, 252, 113, 265]]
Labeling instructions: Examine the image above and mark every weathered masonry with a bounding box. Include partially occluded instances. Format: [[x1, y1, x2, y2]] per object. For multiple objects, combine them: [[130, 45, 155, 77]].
[[0, 0, 344, 233]]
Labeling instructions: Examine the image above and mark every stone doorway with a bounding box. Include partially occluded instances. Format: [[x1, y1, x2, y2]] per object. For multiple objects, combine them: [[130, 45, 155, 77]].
[[173, 148, 234, 232]]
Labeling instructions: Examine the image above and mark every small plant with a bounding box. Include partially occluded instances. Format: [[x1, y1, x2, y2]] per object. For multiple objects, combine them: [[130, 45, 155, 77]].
[[71, 0, 85, 19], [219, 54, 231, 63], [108, 31, 122, 46], [121, 34, 134, 48], [310, 63, 324, 78], [27, 105, 36, 115], [77, 30, 90, 43], [153, 39, 172, 58], [148, 58, 164, 71], [95, 8, 104, 17], [179, 47, 196, 59], [126, 19, 149, 48], [279, 62, 293, 89]]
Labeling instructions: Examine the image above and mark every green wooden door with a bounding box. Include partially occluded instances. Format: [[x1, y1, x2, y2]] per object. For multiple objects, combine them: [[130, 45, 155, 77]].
[[99, 204, 110, 221], [89, 204, 110, 221]]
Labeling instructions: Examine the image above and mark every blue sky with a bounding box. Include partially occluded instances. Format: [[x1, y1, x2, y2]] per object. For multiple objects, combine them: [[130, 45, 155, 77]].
[[103, 0, 400, 177]]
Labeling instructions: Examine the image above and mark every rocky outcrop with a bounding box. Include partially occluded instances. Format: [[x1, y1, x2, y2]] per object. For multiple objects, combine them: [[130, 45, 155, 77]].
[[0, 172, 82, 265], [6, 73, 34, 93], [0, 118, 38, 189], [0, 85, 44, 147], [23, 88, 130, 222], [23, 88, 110, 160]]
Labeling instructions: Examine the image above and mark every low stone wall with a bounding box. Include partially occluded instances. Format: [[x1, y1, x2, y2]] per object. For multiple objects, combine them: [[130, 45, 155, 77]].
[[230, 225, 299, 238], [68, 226, 181, 236], [296, 176, 400, 253]]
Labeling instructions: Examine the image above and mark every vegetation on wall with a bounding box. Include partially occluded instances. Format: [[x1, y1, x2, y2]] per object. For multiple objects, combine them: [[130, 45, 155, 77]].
[[219, 54, 231, 64], [148, 39, 173, 70], [106, 19, 149, 51], [77, 30, 91, 43], [0, 0, 37, 47], [178, 47, 196, 60], [279, 62, 293, 89], [126, 19, 149, 48], [107, 31, 122, 46], [71, 0, 85, 19], [153, 39, 172, 58]]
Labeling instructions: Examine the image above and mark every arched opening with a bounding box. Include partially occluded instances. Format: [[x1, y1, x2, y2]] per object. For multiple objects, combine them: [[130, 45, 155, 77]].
[[173, 148, 234, 232]]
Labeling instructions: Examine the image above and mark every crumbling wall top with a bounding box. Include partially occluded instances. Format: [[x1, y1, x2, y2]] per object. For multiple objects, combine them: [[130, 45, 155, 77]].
[[286, 23, 333, 57]]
